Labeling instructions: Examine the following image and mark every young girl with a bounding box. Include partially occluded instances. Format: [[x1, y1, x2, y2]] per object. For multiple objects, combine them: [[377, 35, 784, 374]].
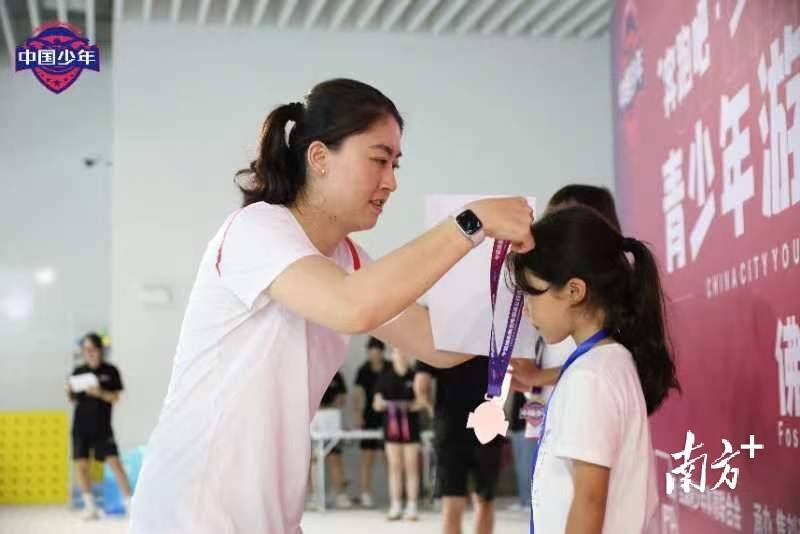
[[373, 348, 423, 521], [510, 184, 622, 391], [508, 205, 680, 533]]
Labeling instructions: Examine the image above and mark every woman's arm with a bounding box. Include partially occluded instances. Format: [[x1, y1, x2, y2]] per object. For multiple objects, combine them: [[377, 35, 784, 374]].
[[372, 393, 387, 413], [269, 198, 534, 335], [509, 358, 561, 391], [65, 384, 77, 403], [372, 304, 474, 368], [86, 387, 121, 405], [564, 460, 610, 534], [412, 371, 434, 417]]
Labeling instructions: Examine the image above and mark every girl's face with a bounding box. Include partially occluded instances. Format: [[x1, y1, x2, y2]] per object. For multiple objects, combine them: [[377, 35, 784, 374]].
[[81, 340, 102, 368], [311, 115, 402, 234], [522, 273, 576, 345]]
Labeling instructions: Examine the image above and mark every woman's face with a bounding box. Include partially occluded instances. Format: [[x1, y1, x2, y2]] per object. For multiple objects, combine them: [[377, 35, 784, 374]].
[[82, 340, 102, 368], [317, 115, 402, 233]]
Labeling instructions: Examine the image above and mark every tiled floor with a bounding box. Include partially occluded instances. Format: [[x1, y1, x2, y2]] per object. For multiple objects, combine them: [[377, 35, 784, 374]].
[[0, 502, 529, 534]]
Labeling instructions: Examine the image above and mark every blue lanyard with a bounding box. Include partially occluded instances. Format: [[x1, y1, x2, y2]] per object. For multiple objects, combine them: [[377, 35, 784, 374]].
[[529, 328, 609, 534]]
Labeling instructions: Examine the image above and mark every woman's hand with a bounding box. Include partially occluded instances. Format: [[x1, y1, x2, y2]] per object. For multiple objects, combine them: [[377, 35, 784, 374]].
[[409, 399, 429, 413], [467, 197, 535, 253], [373, 394, 387, 413], [85, 387, 102, 398]]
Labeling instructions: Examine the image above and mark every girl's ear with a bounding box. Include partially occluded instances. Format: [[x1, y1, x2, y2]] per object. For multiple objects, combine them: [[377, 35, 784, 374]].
[[565, 277, 588, 305]]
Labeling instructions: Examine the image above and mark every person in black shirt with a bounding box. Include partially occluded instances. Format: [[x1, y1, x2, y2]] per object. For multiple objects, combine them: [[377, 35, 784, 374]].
[[414, 357, 504, 534], [373, 348, 423, 521], [352, 336, 388, 508], [67, 332, 132, 519]]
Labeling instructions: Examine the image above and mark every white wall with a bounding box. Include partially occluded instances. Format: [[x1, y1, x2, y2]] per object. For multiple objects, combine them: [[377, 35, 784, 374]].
[[0, 66, 112, 411], [111, 21, 614, 449]]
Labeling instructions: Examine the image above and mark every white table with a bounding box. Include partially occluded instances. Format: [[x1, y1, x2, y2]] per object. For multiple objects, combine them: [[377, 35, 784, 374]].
[[309, 429, 435, 511], [309, 429, 382, 511]]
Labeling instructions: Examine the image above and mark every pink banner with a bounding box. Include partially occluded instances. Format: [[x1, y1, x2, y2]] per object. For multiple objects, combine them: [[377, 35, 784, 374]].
[[612, 0, 800, 532]]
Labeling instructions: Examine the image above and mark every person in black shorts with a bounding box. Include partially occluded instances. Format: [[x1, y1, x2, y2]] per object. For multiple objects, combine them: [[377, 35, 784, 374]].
[[414, 357, 504, 534], [374, 348, 423, 521], [67, 332, 132, 520], [352, 336, 388, 508]]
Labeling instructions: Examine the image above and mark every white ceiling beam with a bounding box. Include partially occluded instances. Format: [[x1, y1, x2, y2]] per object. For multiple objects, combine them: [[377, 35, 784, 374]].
[[356, 0, 383, 30], [56, 0, 67, 21], [224, 0, 239, 25], [481, 0, 522, 35], [85, 0, 94, 42], [0, 0, 14, 64], [456, 0, 494, 34], [406, 0, 439, 32], [197, 0, 212, 25], [554, 0, 608, 38], [330, 0, 355, 29], [530, 0, 581, 37], [251, 0, 268, 26], [304, 0, 326, 28], [578, 4, 611, 38], [506, 0, 551, 37], [277, 0, 297, 28], [431, 0, 467, 35], [381, 0, 411, 31], [27, 0, 41, 31]]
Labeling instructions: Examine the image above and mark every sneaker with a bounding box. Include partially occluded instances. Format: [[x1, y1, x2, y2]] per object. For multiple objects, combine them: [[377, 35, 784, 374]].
[[360, 493, 373, 508], [80, 493, 99, 521], [403, 501, 418, 521], [335, 492, 352, 509], [81, 502, 100, 521], [387, 501, 403, 520]]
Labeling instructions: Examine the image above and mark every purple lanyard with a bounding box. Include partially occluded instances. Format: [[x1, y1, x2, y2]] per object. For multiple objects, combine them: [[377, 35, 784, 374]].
[[529, 328, 609, 534], [386, 401, 410, 441], [487, 240, 525, 398]]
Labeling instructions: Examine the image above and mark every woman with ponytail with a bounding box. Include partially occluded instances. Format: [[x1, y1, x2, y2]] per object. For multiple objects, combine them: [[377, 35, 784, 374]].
[[507, 205, 680, 533], [129, 78, 534, 534]]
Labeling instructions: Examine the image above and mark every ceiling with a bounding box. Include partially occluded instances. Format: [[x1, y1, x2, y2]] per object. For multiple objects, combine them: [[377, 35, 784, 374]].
[[1, 0, 613, 62]]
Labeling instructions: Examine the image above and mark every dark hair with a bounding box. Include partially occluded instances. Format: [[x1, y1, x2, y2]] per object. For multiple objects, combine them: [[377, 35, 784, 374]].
[[236, 78, 404, 207], [548, 184, 621, 231], [366, 336, 386, 352], [82, 332, 105, 359], [508, 206, 679, 414]]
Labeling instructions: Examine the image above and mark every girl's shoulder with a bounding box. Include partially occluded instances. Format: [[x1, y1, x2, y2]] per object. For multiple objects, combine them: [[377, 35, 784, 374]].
[[571, 343, 636, 381]]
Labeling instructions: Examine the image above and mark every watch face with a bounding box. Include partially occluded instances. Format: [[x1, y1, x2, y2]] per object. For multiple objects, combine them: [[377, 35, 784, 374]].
[[456, 209, 483, 235]]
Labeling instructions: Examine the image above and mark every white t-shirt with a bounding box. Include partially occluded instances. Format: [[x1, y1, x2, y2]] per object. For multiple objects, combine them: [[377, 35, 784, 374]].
[[129, 202, 369, 534], [524, 337, 575, 438], [530, 343, 658, 534]]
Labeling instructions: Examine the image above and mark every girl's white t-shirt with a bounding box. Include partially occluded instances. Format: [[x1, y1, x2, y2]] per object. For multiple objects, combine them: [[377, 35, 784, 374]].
[[524, 337, 575, 439], [129, 202, 369, 534], [531, 343, 659, 534]]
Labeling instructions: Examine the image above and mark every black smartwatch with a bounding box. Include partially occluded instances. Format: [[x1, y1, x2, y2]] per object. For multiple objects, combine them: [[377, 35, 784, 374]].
[[451, 208, 486, 247]]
